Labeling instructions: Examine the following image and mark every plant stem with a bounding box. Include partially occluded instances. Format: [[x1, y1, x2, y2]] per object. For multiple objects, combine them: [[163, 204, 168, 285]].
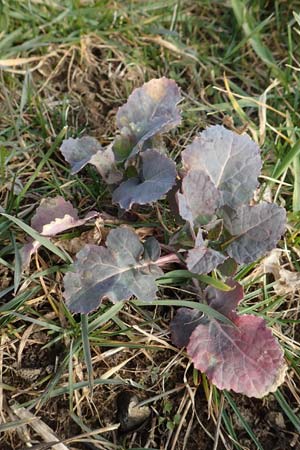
[[156, 253, 181, 266]]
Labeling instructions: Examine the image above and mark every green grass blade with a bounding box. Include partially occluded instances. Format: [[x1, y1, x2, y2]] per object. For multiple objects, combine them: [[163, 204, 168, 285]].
[[48, 378, 131, 399], [81, 314, 94, 391], [69, 412, 115, 446], [133, 299, 233, 325], [158, 269, 232, 291], [0, 285, 14, 300], [0, 287, 36, 308], [7, 311, 63, 332], [1, 213, 72, 263], [15, 126, 67, 206], [10, 232, 21, 294], [0, 418, 37, 432], [274, 390, 300, 432], [68, 339, 74, 412], [272, 139, 300, 180], [89, 302, 124, 333], [0, 255, 13, 269], [293, 154, 300, 211], [224, 391, 264, 450], [231, 0, 284, 81], [36, 346, 78, 409]]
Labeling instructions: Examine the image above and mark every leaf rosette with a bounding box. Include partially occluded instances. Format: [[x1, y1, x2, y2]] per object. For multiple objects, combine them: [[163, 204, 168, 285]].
[[53, 78, 288, 399]]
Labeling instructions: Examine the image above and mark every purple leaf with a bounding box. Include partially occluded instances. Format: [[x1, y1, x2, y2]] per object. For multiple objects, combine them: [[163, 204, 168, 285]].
[[170, 281, 242, 349], [63, 227, 163, 314], [144, 236, 161, 261], [186, 231, 227, 275], [187, 246, 227, 275], [177, 170, 220, 226], [172, 282, 287, 397], [187, 313, 287, 398], [205, 279, 243, 317], [21, 241, 41, 269], [182, 126, 262, 208], [30, 197, 96, 236], [223, 203, 286, 264], [114, 78, 181, 159], [112, 149, 177, 210], [170, 308, 204, 347], [21, 197, 97, 267], [60, 136, 122, 184]]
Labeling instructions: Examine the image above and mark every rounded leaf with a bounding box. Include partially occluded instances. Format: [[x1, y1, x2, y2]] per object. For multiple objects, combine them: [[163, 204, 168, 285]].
[[182, 126, 262, 208], [63, 228, 163, 314], [223, 203, 286, 264], [171, 308, 204, 348], [177, 169, 220, 225], [205, 279, 243, 317], [112, 149, 176, 210], [187, 246, 226, 275], [187, 314, 287, 398], [21, 196, 97, 268], [115, 77, 181, 159], [60, 137, 122, 184]]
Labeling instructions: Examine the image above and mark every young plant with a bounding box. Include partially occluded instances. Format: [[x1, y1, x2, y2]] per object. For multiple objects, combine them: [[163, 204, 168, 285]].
[[60, 77, 180, 209], [25, 78, 287, 398]]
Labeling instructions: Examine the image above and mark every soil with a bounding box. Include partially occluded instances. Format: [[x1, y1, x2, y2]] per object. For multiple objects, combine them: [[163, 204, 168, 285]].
[[2, 324, 299, 450]]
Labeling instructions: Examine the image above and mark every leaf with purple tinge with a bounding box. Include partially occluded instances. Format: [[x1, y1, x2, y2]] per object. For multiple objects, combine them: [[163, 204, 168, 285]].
[[112, 149, 177, 210], [177, 170, 220, 226], [172, 281, 288, 398], [205, 278, 243, 316], [21, 241, 41, 269], [182, 125, 262, 208], [63, 227, 163, 314], [21, 197, 98, 267], [187, 313, 287, 398], [170, 308, 204, 347], [223, 203, 286, 264], [171, 279, 241, 348], [114, 78, 181, 160], [186, 231, 227, 275], [144, 236, 161, 261], [60, 136, 122, 184]]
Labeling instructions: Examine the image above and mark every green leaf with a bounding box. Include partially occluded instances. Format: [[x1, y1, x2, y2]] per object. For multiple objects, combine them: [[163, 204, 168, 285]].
[[272, 139, 300, 180], [133, 299, 233, 325], [224, 391, 264, 450], [11, 232, 21, 294], [81, 314, 93, 391], [274, 390, 300, 432], [158, 269, 233, 292]]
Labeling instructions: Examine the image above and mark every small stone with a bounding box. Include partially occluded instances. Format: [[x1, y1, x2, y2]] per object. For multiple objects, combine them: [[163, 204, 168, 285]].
[[266, 411, 286, 429], [116, 391, 151, 433]]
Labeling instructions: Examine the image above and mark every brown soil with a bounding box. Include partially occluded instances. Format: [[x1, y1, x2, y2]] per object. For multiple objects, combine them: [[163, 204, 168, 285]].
[[2, 319, 299, 450]]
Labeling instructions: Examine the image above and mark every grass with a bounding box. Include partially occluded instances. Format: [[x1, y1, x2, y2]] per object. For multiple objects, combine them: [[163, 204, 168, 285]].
[[0, 0, 300, 449]]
